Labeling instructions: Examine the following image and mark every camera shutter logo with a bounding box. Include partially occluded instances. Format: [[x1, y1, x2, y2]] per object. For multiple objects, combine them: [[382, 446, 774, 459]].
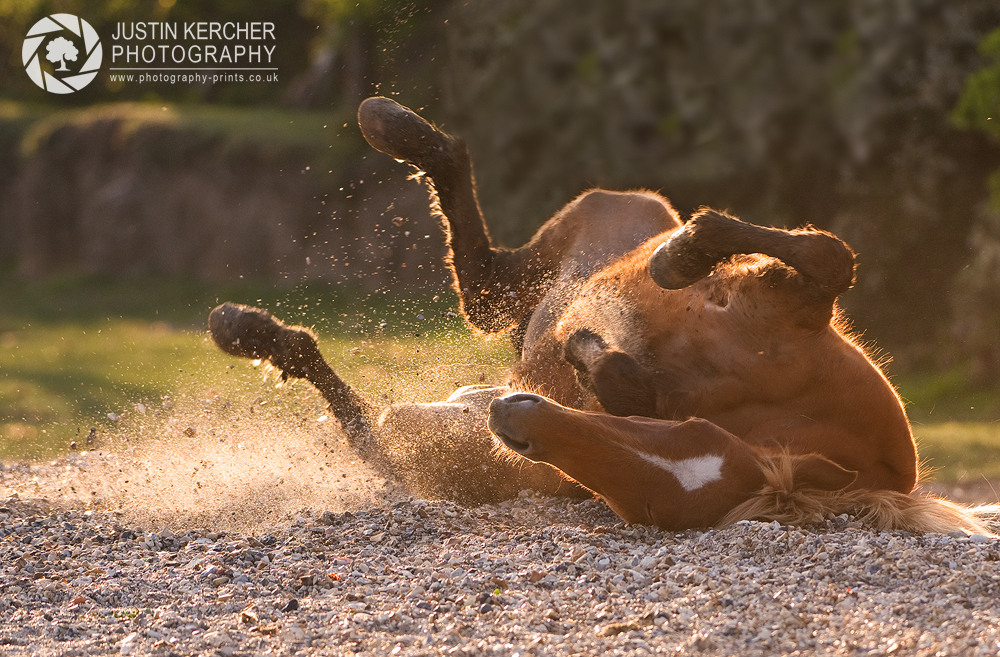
[[23, 14, 102, 94]]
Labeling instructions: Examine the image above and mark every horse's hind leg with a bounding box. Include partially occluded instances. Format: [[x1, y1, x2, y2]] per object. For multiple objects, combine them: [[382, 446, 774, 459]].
[[648, 209, 856, 328], [208, 303, 389, 474], [359, 97, 539, 333], [208, 303, 583, 504], [359, 98, 683, 337]]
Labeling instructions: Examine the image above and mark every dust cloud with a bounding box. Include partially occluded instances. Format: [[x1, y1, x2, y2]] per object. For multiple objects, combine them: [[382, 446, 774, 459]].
[[1, 376, 398, 535]]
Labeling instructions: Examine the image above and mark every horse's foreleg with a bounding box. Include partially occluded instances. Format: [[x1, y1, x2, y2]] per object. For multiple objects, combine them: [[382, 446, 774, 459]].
[[358, 97, 541, 332], [648, 210, 855, 327], [208, 303, 390, 474]]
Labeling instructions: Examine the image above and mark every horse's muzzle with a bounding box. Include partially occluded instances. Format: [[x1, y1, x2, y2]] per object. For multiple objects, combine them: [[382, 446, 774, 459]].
[[487, 393, 545, 456]]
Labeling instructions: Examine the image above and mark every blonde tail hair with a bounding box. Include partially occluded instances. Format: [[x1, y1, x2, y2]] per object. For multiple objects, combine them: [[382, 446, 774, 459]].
[[717, 452, 1000, 536]]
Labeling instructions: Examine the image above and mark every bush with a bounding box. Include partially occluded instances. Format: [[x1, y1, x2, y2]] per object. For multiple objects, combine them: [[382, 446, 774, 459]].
[[951, 27, 1000, 384], [440, 0, 1000, 364]]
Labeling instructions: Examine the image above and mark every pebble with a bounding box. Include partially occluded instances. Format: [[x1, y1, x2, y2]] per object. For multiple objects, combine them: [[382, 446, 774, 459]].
[[2, 464, 1000, 655]]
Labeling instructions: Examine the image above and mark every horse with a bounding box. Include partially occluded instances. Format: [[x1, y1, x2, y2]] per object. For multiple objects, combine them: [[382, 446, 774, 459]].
[[208, 97, 993, 534]]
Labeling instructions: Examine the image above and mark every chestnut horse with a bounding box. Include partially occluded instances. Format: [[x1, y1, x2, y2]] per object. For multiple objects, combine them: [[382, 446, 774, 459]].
[[209, 97, 992, 534]]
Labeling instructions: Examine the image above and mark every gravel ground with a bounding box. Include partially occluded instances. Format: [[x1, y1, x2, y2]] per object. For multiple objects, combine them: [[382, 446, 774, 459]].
[[4, 453, 1000, 657]]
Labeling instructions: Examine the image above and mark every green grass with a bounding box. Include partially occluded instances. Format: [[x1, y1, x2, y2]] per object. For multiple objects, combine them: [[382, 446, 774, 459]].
[[912, 423, 1000, 484], [896, 369, 1000, 424], [2, 274, 999, 486], [895, 372, 1000, 483], [0, 274, 514, 461]]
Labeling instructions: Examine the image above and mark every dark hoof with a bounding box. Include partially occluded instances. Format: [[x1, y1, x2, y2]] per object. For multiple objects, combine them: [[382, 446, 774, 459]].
[[358, 97, 451, 166], [208, 302, 283, 360], [648, 240, 704, 290], [648, 217, 725, 289], [208, 303, 321, 379]]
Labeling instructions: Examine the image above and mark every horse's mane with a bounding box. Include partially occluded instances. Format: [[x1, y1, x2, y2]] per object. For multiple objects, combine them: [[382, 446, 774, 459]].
[[718, 451, 1000, 536]]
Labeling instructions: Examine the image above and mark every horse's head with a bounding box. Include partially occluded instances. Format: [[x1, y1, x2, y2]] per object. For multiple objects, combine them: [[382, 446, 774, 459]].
[[487, 392, 857, 530]]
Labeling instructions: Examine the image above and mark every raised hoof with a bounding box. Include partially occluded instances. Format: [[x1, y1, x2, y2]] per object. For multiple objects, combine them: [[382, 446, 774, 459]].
[[358, 97, 452, 166], [208, 302, 284, 360], [649, 210, 748, 289], [208, 302, 321, 379], [647, 224, 720, 290]]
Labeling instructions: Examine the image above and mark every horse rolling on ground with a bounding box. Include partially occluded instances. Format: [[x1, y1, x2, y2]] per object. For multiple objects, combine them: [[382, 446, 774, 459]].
[[209, 97, 995, 535]]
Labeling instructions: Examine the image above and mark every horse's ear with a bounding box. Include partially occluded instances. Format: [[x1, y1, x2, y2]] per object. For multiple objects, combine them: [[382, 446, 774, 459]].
[[791, 454, 858, 492]]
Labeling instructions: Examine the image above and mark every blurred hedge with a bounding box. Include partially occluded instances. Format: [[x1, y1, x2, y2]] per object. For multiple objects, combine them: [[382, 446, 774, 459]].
[[951, 27, 1000, 383], [436, 0, 1000, 373], [3, 0, 1000, 379]]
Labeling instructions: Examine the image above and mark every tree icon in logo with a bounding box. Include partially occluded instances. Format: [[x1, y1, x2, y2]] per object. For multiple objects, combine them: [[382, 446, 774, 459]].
[[46, 36, 79, 72], [23, 14, 102, 94]]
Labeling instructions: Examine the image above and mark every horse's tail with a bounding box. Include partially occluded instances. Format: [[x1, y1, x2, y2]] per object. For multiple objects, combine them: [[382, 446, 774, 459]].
[[718, 452, 999, 536]]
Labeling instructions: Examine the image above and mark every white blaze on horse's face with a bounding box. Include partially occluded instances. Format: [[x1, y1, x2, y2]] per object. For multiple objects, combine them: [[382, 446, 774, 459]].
[[630, 450, 724, 492]]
